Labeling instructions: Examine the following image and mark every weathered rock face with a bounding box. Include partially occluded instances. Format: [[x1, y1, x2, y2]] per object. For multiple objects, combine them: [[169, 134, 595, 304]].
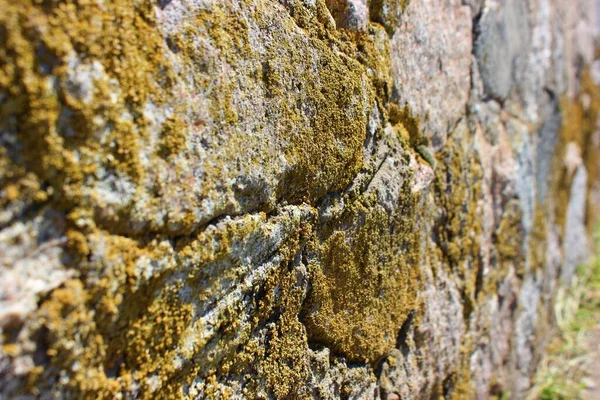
[[1, 0, 599, 398]]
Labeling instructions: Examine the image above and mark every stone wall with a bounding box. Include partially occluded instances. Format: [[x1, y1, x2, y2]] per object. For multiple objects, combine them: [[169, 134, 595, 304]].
[[1, 0, 599, 398]]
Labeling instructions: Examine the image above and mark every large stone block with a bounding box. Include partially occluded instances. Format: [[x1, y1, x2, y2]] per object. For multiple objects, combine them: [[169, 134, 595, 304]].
[[1, 0, 599, 398]]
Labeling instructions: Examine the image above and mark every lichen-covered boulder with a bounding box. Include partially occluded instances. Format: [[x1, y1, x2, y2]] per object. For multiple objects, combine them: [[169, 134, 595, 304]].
[[1, 0, 599, 399]]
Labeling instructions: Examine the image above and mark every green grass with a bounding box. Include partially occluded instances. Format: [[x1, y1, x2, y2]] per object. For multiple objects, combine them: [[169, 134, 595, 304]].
[[529, 225, 600, 400]]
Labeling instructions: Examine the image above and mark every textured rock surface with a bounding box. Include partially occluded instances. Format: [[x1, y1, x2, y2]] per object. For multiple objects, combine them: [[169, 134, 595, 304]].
[[1, 0, 599, 399]]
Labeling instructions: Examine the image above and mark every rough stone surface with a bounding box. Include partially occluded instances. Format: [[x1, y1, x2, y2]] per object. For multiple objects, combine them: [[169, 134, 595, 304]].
[[0, 0, 599, 399], [391, 0, 472, 150], [475, 0, 530, 102]]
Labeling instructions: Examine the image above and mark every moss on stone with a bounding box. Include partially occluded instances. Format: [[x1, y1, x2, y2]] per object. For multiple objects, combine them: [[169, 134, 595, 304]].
[[302, 185, 420, 363], [552, 67, 600, 237], [260, 263, 310, 398], [369, 0, 410, 34], [0, 0, 177, 240], [494, 199, 526, 278], [6, 0, 591, 398], [449, 339, 476, 400], [433, 133, 484, 319], [34, 279, 118, 398], [158, 116, 188, 159], [171, 0, 377, 213]]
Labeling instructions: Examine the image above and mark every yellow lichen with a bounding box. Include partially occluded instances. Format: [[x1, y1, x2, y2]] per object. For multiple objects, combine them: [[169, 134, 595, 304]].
[[6, 0, 587, 398], [303, 187, 420, 363], [369, 0, 410, 34], [0, 0, 171, 212], [433, 132, 484, 318], [554, 69, 600, 234]]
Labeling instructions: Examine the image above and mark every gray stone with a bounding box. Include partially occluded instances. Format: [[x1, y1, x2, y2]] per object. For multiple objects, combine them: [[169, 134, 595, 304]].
[[563, 165, 590, 283], [474, 0, 530, 101], [390, 0, 473, 150]]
